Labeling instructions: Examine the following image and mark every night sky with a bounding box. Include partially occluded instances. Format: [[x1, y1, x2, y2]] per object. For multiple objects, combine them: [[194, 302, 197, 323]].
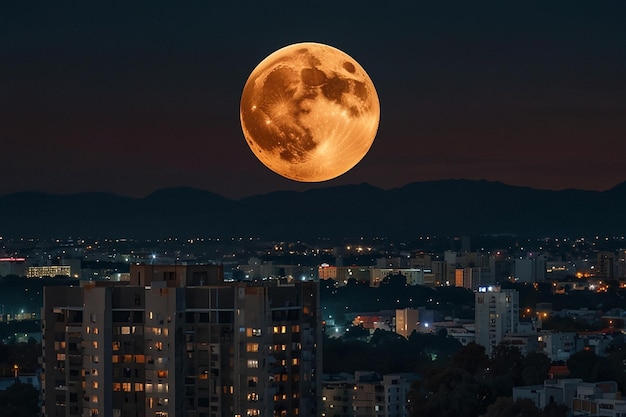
[[2, 1, 625, 199]]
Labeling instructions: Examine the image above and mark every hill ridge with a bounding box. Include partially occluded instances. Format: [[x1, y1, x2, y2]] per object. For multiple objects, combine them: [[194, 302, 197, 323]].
[[0, 180, 624, 239]]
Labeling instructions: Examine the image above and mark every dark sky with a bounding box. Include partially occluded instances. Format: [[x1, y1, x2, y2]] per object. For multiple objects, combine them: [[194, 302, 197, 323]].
[[2, 1, 625, 199]]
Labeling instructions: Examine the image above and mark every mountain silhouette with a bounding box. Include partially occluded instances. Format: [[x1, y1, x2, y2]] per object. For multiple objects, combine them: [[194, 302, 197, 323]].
[[1, 180, 624, 240]]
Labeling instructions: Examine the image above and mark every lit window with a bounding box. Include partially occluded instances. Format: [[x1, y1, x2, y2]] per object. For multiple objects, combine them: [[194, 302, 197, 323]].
[[292, 358, 299, 365], [122, 382, 131, 392], [281, 325, 286, 334], [92, 341, 98, 349], [134, 383, 144, 391], [246, 343, 259, 353], [157, 370, 168, 378], [247, 359, 259, 368], [292, 324, 300, 332], [92, 381, 99, 389]]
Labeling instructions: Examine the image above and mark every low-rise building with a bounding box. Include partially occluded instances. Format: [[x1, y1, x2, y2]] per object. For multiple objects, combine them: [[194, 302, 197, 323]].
[[322, 372, 418, 417], [514, 379, 626, 416]]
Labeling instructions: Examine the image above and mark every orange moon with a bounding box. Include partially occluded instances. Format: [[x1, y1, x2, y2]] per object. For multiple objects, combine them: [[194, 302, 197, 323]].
[[240, 42, 380, 182]]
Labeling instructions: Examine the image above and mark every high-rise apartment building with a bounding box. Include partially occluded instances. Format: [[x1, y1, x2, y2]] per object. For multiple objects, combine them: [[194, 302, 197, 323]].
[[596, 251, 615, 279], [395, 309, 419, 339], [455, 267, 494, 290], [42, 264, 322, 417], [474, 286, 519, 356]]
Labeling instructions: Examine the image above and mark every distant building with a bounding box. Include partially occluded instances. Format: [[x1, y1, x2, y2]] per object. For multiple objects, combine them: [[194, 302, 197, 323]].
[[0, 257, 27, 277], [42, 263, 322, 417], [596, 251, 615, 279], [0, 373, 41, 392], [475, 286, 519, 355], [322, 372, 418, 417], [443, 325, 475, 346], [538, 332, 577, 361], [409, 253, 431, 269], [352, 312, 393, 332], [319, 264, 337, 280], [431, 261, 455, 286], [514, 379, 626, 417], [27, 265, 71, 278], [617, 250, 626, 279], [489, 252, 513, 282], [369, 268, 427, 287], [455, 267, 494, 290], [333, 267, 370, 285], [395, 308, 419, 338], [514, 257, 546, 283], [513, 378, 582, 410]]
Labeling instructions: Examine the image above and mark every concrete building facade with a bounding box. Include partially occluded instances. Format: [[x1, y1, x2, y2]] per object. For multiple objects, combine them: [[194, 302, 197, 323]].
[[42, 264, 322, 417], [321, 372, 417, 417], [474, 287, 519, 356]]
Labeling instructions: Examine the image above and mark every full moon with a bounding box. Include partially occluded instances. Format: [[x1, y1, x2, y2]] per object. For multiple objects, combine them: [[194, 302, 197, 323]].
[[240, 42, 380, 182]]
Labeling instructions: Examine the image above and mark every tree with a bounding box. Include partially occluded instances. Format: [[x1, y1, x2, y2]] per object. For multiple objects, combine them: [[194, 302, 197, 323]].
[[0, 380, 40, 417], [408, 342, 492, 417], [481, 397, 542, 417], [519, 352, 551, 386], [566, 350, 597, 380], [452, 342, 489, 375], [409, 367, 488, 417], [491, 343, 522, 377], [480, 397, 567, 417], [343, 325, 369, 340]]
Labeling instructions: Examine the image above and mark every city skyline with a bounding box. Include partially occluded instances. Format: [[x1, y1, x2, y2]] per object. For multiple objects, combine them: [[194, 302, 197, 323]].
[[2, 1, 625, 199]]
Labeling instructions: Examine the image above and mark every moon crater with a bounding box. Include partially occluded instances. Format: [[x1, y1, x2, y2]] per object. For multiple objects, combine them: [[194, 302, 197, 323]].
[[240, 42, 380, 182]]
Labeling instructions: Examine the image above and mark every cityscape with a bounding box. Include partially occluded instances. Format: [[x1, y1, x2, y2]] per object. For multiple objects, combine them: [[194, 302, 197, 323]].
[[0, 228, 625, 416], [3, 1, 626, 417]]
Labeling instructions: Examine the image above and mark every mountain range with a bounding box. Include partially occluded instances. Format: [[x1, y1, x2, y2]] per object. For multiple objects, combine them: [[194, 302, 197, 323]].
[[1, 179, 625, 240]]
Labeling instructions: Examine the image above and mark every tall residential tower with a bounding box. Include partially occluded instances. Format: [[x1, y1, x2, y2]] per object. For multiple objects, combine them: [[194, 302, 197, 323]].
[[474, 286, 519, 356], [42, 264, 322, 417]]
